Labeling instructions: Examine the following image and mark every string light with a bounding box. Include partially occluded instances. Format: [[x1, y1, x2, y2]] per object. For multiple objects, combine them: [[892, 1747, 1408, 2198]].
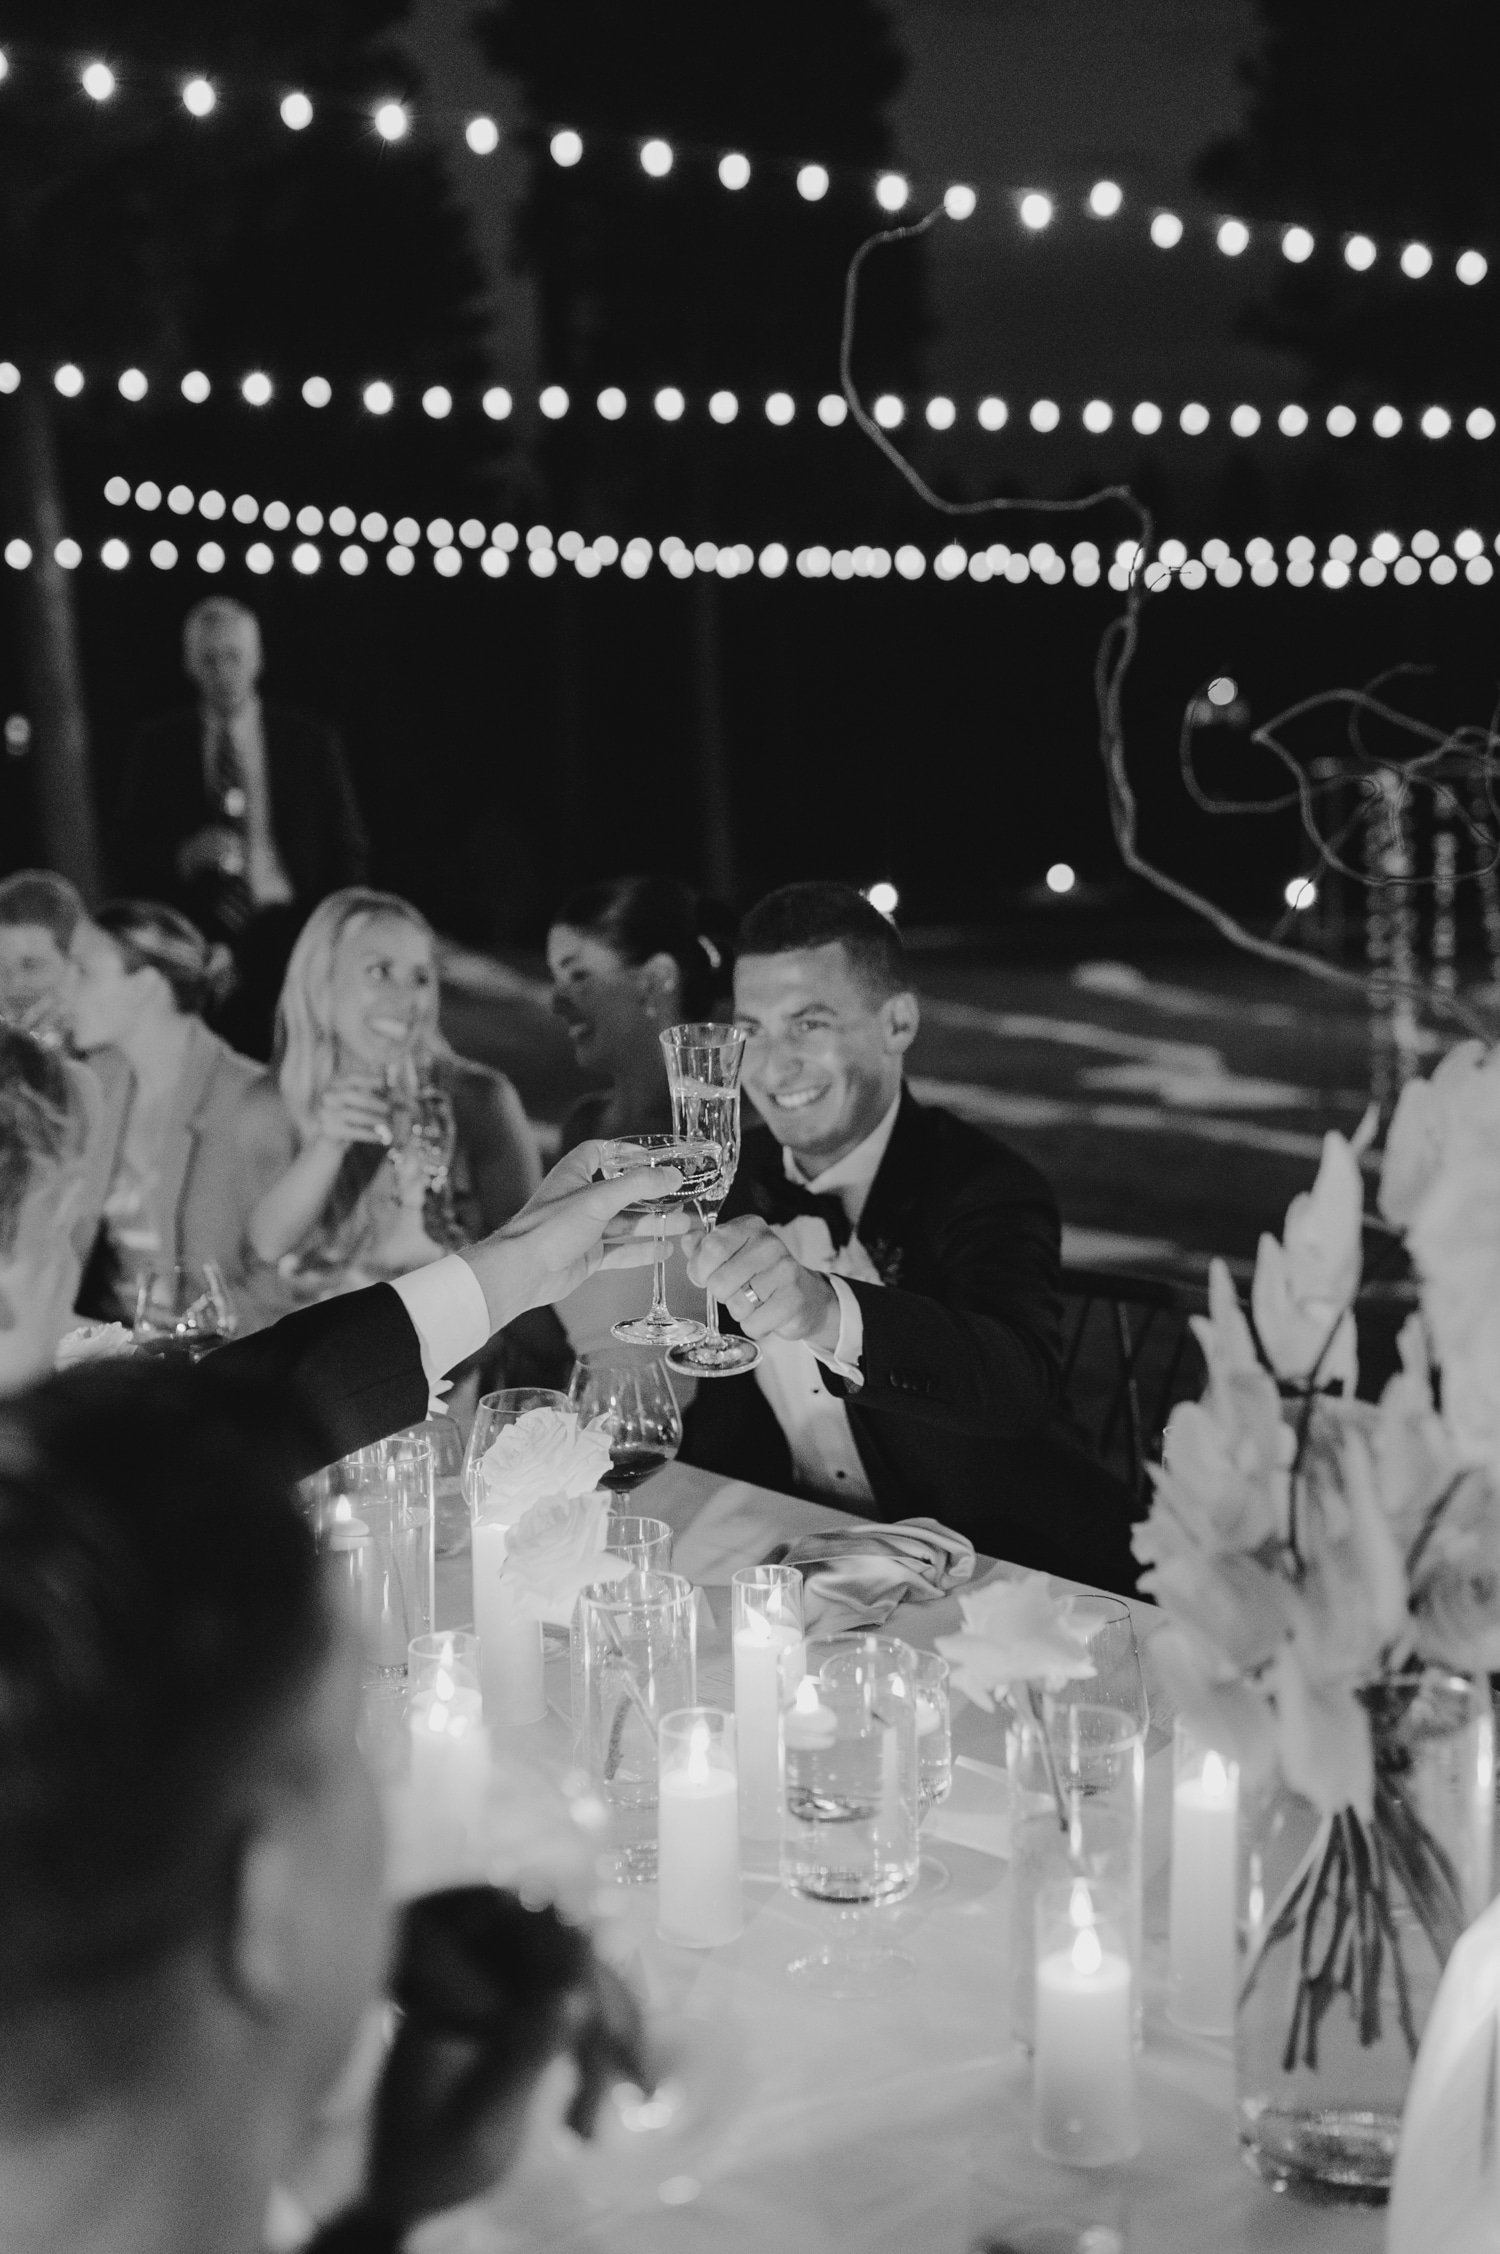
[[482, 386, 512, 419], [1030, 398, 1060, 431], [280, 91, 313, 131], [718, 152, 750, 191], [549, 128, 582, 166], [373, 101, 409, 142], [796, 164, 829, 202], [1458, 250, 1488, 285], [1278, 403, 1308, 436], [640, 138, 673, 177], [53, 364, 83, 397], [597, 386, 626, 420], [708, 390, 737, 423], [818, 394, 847, 426], [241, 371, 272, 406], [181, 370, 210, 403], [182, 77, 216, 117], [654, 386, 684, 421], [539, 385, 568, 418], [1019, 192, 1053, 230], [1282, 226, 1314, 262], [925, 396, 955, 430], [302, 375, 332, 408], [873, 394, 904, 428], [1216, 219, 1250, 256], [1088, 180, 1123, 219], [1344, 234, 1377, 270], [465, 116, 499, 156], [766, 391, 795, 425], [1150, 212, 1184, 249], [943, 183, 977, 221], [875, 172, 909, 212], [422, 385, 452, 418], [81, 62, 116, 101], [1401, 242, 1433, 279]]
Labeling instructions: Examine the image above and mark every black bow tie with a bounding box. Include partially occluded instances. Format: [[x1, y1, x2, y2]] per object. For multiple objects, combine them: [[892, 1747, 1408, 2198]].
[[755, 1172, 853, 1251]]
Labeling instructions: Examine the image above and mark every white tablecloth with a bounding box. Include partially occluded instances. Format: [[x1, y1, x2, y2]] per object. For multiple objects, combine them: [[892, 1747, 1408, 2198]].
[[390, 1466, 1382, 2254]]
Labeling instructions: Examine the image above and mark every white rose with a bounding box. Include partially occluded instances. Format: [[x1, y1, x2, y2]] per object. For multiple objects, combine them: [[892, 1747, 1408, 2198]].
[[935, 1572, 1096, 1708], [478, 1407, 615, 1521], [502, 1491, 629, 1623]]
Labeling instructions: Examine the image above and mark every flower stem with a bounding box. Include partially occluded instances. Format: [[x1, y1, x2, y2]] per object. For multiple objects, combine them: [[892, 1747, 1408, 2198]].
[[1026, 1683, 1070, 1835]]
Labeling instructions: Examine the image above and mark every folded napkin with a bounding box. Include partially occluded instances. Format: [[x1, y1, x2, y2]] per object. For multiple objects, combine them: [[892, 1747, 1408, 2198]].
[[762, 1515, 976, 1628]]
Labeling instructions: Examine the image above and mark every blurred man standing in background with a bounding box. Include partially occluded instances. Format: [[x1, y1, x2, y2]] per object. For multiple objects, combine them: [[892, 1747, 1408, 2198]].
[[115, 599, 369, 1057]]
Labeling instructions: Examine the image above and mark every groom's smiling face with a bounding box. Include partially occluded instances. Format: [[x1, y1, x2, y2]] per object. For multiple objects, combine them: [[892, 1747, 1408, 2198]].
[[734, 942, 917, 1174]]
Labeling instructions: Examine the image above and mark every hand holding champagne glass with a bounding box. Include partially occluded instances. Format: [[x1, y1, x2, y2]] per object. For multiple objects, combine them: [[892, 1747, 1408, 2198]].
[[658, 1023, 760, 1378], [600, 1134, 717, 1349]]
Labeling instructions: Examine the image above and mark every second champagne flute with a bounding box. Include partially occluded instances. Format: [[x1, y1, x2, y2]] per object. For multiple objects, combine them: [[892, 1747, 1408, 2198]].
[[599, 1134, 714, 1349], [658, 1022, 760, 1378]]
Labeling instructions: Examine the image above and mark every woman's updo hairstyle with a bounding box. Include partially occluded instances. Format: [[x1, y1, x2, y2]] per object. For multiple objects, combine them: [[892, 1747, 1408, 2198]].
[[91, 901, 235, 1020], [553, 875, 734, 1020]]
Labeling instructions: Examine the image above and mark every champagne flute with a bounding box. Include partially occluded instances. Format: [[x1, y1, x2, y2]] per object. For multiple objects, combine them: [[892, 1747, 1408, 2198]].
[[566, 1350, 683, 1490], [658, 1022, 760, 1378], [132, 1261, 237, 1360], [599, 1135, 715, 1349]]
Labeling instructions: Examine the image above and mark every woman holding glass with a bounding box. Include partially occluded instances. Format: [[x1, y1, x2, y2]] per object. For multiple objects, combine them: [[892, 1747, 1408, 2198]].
[[243, 889, 539, 1340], [66, 901, 276, 1327], [537, 875, 732, 1368]]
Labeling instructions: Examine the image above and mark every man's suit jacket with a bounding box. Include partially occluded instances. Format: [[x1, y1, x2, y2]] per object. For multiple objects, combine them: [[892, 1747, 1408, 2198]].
[[681, 1088, 1142, 1594], [114, 703, 369, 930], [215, 1282, 430, 1478]]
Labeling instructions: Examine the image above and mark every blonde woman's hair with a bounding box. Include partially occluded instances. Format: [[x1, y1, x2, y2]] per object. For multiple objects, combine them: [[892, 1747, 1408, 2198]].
[[273, 889, 447, 1142]]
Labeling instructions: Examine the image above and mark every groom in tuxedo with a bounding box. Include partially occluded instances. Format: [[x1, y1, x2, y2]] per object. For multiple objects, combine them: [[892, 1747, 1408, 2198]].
[[681, 883, 1138, 1592]]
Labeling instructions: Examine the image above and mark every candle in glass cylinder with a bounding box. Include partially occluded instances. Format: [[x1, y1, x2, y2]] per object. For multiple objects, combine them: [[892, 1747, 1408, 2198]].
[[732, 1565, 804, 1839], [1168, 1724, 1239, 2035], [407, 1680, 490, 1883], [657, 1709, 743, 1948], [1033, 1880, 1139, 2166], [471, 1519, 546, 1726]]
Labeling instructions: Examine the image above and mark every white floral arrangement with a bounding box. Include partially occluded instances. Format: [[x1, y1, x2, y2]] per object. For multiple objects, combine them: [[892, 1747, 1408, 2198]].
[[474, 1406, 629, 1624], [504, 1489, 630, 1624], [477, 1404, 615, 1520], [1133, 1039, 1500, 2063], [936, 1573, 1097, 1710]]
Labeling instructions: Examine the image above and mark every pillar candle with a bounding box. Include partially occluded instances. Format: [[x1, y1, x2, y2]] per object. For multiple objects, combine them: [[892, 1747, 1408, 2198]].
[[733, 1614, 804, 1838], [406, 1687, 490, 1887], [471, 1518, 546, 1726], [1033, 1885, 1139, 2167], [657, 1712, 744, 1948], [1168, 1730, 1239, 2035]]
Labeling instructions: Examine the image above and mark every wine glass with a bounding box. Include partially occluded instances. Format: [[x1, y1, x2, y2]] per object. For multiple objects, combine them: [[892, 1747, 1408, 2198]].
[[132, 1261, 236, 1360], [778, 1634, 920, 1999], [598, 1134, 715, 1349], [566, 1350, 683, 1491], [658, 1023, 760, 1378]]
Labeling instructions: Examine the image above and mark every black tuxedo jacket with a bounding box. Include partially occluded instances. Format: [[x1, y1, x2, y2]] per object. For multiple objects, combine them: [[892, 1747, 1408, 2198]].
[[681, 1088, 1141, 1594], [114, 703, 369, 929], [215, 1283, 428, 1479]]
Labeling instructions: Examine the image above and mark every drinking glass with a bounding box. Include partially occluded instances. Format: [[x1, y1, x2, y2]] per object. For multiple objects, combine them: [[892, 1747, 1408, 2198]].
[[910, 1647, 954, 1892], [132, 1260, 236, 1359], [408, 1629, 481, 1699], [462, 1389, 570, 1729], [421, 1414, 469, 1558], [1006, 1702, 1145, 2052], [598, 1134, 717, 1349], [779, 1634, 920, 1998], [566, 1350, 683, 1490], [659, 1023, 761, 1378], [604, 1515, 673, 1570], [575, 1570, 697, 1883], [1043, 1596, 1149, 1735], [321, 1435, 435, 1680]]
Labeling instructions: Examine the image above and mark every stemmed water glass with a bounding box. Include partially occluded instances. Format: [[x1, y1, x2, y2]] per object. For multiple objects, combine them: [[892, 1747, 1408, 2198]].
[[566, 1349, 683, 1491], [911, 1647, 954, 1893], [1042, 1596, 1149, 1737], [658, 1022, 760, 1378], [600, 1134, 717, 1349]]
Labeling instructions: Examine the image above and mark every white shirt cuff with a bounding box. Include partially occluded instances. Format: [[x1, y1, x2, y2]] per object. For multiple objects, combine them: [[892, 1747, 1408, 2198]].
[[808, 1274, 865, 1387], [390, 1254, 492, 1412]]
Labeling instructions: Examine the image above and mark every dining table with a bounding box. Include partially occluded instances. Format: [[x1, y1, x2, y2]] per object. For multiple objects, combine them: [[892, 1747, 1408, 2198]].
[[296, 1461, 1389, 2254]]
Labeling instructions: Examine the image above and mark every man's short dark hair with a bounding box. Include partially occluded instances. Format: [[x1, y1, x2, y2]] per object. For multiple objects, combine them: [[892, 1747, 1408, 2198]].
[[737, 882, 908, 1000], [0, 1361, 332, 2102], [0, 869, 85, 947]]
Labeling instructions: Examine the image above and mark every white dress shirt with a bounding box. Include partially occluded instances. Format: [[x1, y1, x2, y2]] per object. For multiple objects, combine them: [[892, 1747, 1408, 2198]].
[[390, 1254, 491, 1411], [752, 1091, 902, 1506], [202, 697, 294, 907]]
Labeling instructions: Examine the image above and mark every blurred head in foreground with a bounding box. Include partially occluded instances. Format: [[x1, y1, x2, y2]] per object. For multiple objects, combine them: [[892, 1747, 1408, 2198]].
[[0, 1360, 385, 2251], [0, 868, 86, 1035]]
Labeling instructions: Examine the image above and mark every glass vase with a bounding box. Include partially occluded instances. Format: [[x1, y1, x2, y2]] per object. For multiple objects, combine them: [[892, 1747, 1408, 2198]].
[[1236, 1668, 1494, 2203]]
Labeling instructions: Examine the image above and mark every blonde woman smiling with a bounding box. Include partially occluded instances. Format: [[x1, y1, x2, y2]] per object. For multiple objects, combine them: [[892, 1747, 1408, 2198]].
[[245, 891, 539, 1319]]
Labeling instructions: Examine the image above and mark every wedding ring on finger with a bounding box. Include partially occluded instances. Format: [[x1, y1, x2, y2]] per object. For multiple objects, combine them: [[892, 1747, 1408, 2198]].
[[739, 1282, 762, 1310]]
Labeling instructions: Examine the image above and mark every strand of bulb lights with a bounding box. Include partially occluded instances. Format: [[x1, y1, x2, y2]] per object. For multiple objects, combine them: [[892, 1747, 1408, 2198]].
[[0, 41, 1490, 281], [4, 486, 1493, 590], [5, 359, 1499, 443]]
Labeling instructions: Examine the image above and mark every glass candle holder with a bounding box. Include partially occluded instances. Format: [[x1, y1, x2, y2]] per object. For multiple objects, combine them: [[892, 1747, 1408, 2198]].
[[463, 1388, 570, 1728], [1007, 1702, 1145, 2052], [656, 1707, 744, 1948], [911, 1647, 953, 1816], [575, 1570, 697, 1883], [1033, 1877, 1140, 2167], [321, 1433, 434, 1679], [605, 1515, 673, 1571], [1168, 1719, 1239, 2036], [732, 1564, 805, 1841], [408, 1630, 481, 1700]]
